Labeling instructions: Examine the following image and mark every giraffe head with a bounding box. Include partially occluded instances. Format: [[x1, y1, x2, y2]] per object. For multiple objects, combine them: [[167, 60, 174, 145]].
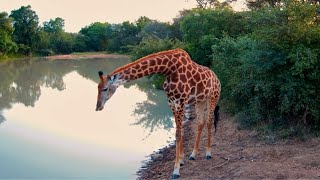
[[96, 71, 117, 111]]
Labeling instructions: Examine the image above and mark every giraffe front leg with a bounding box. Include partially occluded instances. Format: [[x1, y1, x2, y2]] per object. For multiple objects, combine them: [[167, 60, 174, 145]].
[[179, 134, 184, 166], [168, 99, 185, 179], [172, 127, 182, 179]]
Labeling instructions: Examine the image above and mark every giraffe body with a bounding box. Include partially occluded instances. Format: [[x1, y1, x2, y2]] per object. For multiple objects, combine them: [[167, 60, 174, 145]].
[[96, 49, 221, 178]]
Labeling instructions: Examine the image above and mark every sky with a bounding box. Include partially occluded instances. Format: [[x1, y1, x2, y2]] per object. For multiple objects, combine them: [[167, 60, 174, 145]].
[[0, 0, 198, 32], [0, 0, 246, 33]]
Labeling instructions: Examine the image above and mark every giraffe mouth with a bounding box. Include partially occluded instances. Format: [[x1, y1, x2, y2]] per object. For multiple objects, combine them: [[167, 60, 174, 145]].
[[95, 106, 104, 111]]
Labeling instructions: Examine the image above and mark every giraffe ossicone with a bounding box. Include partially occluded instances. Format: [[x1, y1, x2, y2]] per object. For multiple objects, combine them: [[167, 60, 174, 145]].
[[95, 49, 221, 178]]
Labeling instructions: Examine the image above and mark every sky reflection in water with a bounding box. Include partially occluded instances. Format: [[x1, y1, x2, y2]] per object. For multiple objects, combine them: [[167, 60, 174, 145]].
[[0, 57, 174, 179]]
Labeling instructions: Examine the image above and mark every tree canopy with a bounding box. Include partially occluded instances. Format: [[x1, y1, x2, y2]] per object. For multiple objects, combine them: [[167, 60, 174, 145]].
[[10, 5, 40, 55], [0, 12, 17, 57]]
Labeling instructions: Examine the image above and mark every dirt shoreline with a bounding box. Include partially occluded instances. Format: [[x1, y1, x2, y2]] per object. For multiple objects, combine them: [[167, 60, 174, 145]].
[[137, 113, 320, 179], [44, 53, 128, 60]]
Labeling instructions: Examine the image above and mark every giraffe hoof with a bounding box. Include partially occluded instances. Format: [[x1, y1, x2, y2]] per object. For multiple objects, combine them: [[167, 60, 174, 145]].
[[189, 157, 195, 160], [206, 155, 212, 160], [172, 174, 180, 179]]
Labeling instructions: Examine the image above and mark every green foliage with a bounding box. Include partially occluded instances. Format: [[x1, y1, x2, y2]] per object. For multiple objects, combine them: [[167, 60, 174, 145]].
[[246, 0, 282, 10], [73, 34, 88, 52], [130, 36, 185, 60], [212, 1, 320, 134], [50, 32, 76, 54], [181, 8, 250, 66], [43, 17, 64, 33], [140, 21, 173, 39], [80, 22, 111, 51], [135, 16, 153, 31], [195, 0, 235, 9], [107, 21, 141, 53], [170, 9, 191, 40], [0, 12, 17, 58], [10, 5, 40, 54], [40, 17, 86, 55]]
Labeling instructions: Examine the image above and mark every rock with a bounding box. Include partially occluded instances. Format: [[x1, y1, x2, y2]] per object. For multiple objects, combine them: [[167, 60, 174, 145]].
[[151, 153, 163, 160]]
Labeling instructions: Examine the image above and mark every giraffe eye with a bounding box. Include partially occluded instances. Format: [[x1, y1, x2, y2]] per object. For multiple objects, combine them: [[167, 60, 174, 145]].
[[102, 88, 108, 92]]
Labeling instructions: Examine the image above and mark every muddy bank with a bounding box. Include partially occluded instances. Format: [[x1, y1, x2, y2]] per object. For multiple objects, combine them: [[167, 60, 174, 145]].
[[137, 113, 320, 179], [44, 53, 128, 60]]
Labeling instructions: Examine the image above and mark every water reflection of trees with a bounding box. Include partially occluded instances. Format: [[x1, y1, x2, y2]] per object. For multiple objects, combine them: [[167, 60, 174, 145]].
[[0, 56, 173, 133], [76, 57, 174, 133], [0, 57, 131, 125], [0, 59, 71, 123], [0, 113, 5, 124], [132, 80, 173, 133]]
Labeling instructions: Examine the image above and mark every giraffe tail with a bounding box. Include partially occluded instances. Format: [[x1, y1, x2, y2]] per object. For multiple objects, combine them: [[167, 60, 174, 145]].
[[213, 105, 220, 133]]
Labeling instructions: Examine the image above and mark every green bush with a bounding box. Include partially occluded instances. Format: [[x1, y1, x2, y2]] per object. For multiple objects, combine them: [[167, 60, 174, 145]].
[[212, 2, 320, 136], [180, 8, 251, 66]]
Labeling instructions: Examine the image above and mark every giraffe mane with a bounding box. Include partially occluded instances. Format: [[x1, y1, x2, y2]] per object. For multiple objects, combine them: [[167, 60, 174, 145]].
[[110, 48, 189, 76]]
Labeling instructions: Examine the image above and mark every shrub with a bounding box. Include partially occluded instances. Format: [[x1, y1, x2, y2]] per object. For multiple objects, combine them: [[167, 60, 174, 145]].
[[212, 1, 320, 135]]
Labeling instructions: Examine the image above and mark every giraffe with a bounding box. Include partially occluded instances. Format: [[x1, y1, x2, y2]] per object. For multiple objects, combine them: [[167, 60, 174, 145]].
[[95, 49, 221, 179]]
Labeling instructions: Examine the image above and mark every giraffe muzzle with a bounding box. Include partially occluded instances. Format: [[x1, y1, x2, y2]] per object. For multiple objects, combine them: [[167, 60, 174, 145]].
[[95, 106, 104, 111]]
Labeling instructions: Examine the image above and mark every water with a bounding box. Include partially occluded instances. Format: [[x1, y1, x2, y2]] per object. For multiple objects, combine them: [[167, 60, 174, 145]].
[[0, 57, 174, 179]]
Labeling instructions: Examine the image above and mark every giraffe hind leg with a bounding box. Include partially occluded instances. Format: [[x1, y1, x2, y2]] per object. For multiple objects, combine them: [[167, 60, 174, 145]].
[[189, 100, 207, 160], [206, 97, 219, 160]]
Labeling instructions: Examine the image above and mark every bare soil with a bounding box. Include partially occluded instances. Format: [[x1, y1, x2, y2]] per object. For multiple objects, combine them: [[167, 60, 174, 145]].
[[137, 113, 320, 179], [44, 53, 128, 60]]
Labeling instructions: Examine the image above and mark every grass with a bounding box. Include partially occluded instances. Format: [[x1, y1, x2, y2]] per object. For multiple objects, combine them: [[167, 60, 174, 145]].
[[0, 54, 28, 62]]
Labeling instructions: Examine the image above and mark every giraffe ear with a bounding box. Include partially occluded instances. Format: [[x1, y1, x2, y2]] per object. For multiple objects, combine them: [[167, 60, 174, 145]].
[[98, 71, 104, 82]]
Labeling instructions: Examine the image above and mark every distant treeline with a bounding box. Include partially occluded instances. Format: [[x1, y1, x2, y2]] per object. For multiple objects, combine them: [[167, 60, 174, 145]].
[[0, 5, 184, 58], [1, 0, 319, 137]]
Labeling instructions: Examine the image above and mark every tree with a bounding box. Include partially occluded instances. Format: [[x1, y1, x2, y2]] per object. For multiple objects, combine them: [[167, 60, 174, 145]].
[[181, 8, 250, 66], [135, 16, 153, 31], [171, 9, 192, 40], [212, 1, 320, 133], [10, 5, 40, 54], [107, 21, 140, 53], [246, 0, 282, 9], [73, 33, 88, 52], [51, 32, 76, 54], [0, 12, 17, 57], [80, 22, 111, 51], [43, 17, 65, 33], [141, 21, 173, 39], [246, 0, 320, 10], [193, 0, 236, 8]]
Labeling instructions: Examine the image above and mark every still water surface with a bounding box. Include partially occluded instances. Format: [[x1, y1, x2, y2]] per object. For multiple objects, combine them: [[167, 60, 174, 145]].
[[0, 57, 174, 179]]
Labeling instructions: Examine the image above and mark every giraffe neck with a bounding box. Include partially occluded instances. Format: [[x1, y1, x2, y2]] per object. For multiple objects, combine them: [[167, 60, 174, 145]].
[[109, 49, 189, 85]]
